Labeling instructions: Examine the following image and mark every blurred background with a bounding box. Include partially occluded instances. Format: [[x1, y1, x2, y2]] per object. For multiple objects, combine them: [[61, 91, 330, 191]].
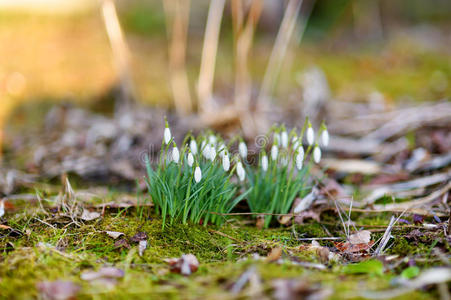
[[0, 0, 450, 184]]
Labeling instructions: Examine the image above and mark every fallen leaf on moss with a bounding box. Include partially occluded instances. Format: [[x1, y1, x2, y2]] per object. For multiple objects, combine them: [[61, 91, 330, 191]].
[[165, 254, 199, 275], [266, 247, 282, 262], [114, 238, 130, 249], [105, 231, 124, 239], [80, 209, 101, 221]]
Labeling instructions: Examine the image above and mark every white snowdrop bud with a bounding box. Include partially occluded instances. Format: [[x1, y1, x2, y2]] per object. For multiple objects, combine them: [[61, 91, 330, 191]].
[[239, 142, 247, 159], [271, 145, 278, 161], [222, 152, 230, 171], [321, 129, 329, 147], [0, 200, 4, 218], [194, 166, 202, 183], [313, 146, 321, 163], [218, 143, 225, 157], [297, 145, 304, 161], [295, 152, 303, 170], [187, 152, 194, 167], [172, 146, 180, 163], [209, 144, 216, 161], [306, 126, 314, 146], [281, 131, 288, 148], [190, 139, 198, 155], [273, 132, 280, 144], [293, 140, 300, 151], [236, 161, 245, 182], [164, 127, 171, 145], [203, 143, 211, 159], [261, 155, 268, 171], [209, 135, 217, 146]]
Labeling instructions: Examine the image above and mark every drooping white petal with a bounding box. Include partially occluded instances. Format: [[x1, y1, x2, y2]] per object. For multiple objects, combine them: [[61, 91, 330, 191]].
[[209, 144, 216, 161], [297, 145, 304, 161], [313, 146, 321, 163], [321, 130, 329, 147], [190, 140, 198, 155], [306, 127, 314, 146], [194, 166, 202, 183], [281, 131, 288, 148], [271, 145, 278, 161], [236, 161, 245, 181], [209, 135, 217, 146], [218, 143, 225, 157], [164, 127, 171, 144], [295, 152, 303, 170], [239, 142, 247, 159], [222, 153, 230, 171], [172, 146, 180, 163], [261, 155, 268, 171], [273, 132, 280, 144], [187, 153, 194, 167], [202, 144, 211, 159]]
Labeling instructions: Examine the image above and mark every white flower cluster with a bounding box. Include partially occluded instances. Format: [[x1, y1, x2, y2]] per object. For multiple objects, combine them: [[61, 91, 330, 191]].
[[161, 120, 329, 183]]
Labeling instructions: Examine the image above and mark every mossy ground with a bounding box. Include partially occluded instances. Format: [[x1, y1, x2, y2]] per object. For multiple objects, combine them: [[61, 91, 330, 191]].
[[0, 192, 445, 299]]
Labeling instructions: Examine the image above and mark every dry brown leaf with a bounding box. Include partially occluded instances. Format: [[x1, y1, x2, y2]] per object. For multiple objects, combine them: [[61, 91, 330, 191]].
[[80, 209, 101, 221], [165, 254, 199, 276], [266, 247, 283, 262], [114, 238, 130, 249], [349, 230, 371, 245], [130, 231, 147, 242], [316, 247, 330, 264], [105, 231, 124, 239]]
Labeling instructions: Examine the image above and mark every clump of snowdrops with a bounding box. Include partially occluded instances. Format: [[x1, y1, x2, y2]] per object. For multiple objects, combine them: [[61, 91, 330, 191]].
[[145, 118, 328, 229], [245, 119, 328, 228], [145, 119, 250, 228]]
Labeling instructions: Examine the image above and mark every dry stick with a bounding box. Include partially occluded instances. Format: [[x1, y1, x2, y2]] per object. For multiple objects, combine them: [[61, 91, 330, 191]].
[[373, 215, 396, 256], [163, 0, 193, 115], [258, 0, 302, 104], [197, 0, 226, 113], [101, 0, 135, 108], [374, 180, 451, 211], [232, 0, 262, 137]]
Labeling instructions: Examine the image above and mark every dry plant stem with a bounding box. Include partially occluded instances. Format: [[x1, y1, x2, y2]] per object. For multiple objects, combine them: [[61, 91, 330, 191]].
[[374, 215, 396, 256], [374, 180, 451, 211], [197, 0, 226, 112], [231, 0, 262, 136], [164, 0, 193, 115], [258, 0, 302, 104], [101, 0, 135, 107]]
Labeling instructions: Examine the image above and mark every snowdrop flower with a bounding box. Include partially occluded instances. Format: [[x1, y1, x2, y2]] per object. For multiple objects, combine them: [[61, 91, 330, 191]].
[[281, 131, 288, 148], [306, 126, 314, 146], [190, 139, 198, 155], [261, 154, 268, 171], [236, 161, 245, 182], [293, 138, 300, 150], [171, 144, 180, 163], [313, 146, 321, 163], [202, 143, 211, 159], [295, 151, 303, 170], [218, 143, 225, 157], [194, 166, 202, 183], [222, 151, 230, 171], [271, 144, 278, 161], [239, 141, 247, 159], [164, 123, 171, 145], [187, 152, 194, 167], [273, 132, 280, 145], [209, 144, 216, 161], [321, 129, 329, 147], [209, 135, 217, 146]]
